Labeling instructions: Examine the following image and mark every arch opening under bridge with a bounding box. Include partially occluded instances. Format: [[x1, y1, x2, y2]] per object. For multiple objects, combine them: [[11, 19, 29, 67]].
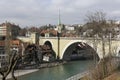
[[62, 42, 99, 61], [43, 41, 56, 61]]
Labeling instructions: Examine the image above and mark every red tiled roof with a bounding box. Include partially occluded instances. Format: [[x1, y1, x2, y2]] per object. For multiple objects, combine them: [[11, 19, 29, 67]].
[[40, 29, 58, 36], [40, 30, 49, 34], [50, 30, 57, 36], [0, 40, 20, 46], [11, 40, 20, 45], [0, 41, 5, 46]]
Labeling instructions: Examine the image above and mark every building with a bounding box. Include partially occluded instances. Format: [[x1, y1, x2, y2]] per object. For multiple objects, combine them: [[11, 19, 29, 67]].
[[0, 25, 7, 36], [0, 41, 6, 63], [65, 25, 75, 31], [0, 22, 20, 39], [0, 39, 22, 68], [0, 22, 21, 67], [0, 25, 7, 63], [40, 29, 58, 37]]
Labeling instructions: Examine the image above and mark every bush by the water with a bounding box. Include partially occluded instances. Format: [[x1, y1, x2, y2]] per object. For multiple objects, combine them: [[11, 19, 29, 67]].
[[84, 57, 120, 80]]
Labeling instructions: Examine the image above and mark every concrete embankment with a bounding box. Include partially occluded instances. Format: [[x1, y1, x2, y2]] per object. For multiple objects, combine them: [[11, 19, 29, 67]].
[[38, 61, 66, 69], [0, 69, 39, 80], [66, 71, 89, 80]]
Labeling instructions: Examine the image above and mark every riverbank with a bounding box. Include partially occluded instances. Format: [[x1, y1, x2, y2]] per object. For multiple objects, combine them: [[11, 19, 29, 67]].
[[38, 61, 67, 69], [66, 71, 89, 80], [80, 57, 120, 80], [103, 71, 120, 80], [0, 69, 39, 80], [7, 60, 93, 80], [80, 70, 120, 80], [0, 61, 67, 80]]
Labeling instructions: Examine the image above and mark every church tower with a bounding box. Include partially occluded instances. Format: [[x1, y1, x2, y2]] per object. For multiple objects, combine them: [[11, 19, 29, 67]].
[[57, 10, 62, 36]]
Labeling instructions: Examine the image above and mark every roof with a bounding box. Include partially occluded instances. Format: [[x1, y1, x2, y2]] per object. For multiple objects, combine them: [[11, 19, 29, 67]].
[[11, 40, 20, 45], [0, 41, 5, 46], [0, 40, 20, 46], [40, 29, 58, 36]]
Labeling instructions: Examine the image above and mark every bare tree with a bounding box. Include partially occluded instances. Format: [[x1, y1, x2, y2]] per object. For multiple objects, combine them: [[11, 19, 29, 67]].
[[85, 11, 107, 58], [0, 50, 20, 80], [0, 22, 21, 80], [85, 11, 111, 79]]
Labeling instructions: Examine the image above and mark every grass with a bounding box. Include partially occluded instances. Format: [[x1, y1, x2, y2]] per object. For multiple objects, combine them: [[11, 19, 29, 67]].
[[103, 71, 120, 80], [80, 57, 120, 80]]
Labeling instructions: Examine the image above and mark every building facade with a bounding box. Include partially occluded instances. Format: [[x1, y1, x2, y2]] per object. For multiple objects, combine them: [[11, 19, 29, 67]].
[[0, 23, 21, 68]]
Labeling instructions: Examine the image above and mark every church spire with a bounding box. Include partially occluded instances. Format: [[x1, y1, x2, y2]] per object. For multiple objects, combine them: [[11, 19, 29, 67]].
[[57, 9, 62, 33], [58, 9, 61, 25]]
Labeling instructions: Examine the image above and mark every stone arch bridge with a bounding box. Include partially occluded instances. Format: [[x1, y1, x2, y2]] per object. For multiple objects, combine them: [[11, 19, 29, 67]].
[[17, 33, 120, 60], [39, 37, 120, 60]]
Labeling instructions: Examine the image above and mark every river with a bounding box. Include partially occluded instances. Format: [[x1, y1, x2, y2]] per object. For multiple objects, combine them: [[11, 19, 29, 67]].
[[17, 60, 96, 80]]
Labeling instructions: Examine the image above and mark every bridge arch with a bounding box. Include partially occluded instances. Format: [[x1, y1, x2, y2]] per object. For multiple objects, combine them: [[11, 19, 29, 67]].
[[43, 40, 54, 48], [61, 41, 99, 61], [43, 40, 56, 60], [44, 41, 53, 49]]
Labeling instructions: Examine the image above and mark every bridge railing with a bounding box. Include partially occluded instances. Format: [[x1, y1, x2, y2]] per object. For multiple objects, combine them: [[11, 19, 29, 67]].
[[39, 37, 95, 40], [39, 36, 120, 41]]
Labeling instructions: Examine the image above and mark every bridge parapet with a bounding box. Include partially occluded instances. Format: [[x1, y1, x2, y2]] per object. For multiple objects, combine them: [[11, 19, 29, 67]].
[[40, 37, 120, 41], [40, 37, 96, 40]]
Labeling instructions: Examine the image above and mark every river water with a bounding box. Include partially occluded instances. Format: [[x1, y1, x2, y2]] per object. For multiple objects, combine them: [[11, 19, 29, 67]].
[[18, 60, 96, 80]]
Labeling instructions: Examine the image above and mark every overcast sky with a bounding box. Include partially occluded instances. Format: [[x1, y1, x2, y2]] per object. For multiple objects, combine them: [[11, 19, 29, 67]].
[[0, 0, 120, 27]]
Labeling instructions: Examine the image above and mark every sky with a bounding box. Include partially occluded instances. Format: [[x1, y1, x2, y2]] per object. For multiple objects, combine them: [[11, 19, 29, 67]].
[[0, 0, 120, 27]]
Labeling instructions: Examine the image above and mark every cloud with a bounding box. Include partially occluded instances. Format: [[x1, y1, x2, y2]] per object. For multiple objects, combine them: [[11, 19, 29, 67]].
[[47, 0, 99, 13], [111, 11, 120, 15], [0, 0, 120, 27]]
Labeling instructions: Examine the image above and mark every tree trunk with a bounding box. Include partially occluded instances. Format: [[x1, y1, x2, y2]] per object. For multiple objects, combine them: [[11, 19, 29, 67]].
[[2, 76, 6, 80], [12, 71, 17, 80]]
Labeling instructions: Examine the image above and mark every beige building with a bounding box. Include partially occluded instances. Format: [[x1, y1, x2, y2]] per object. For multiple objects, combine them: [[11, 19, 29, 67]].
[[0, 25, 7, 36]]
